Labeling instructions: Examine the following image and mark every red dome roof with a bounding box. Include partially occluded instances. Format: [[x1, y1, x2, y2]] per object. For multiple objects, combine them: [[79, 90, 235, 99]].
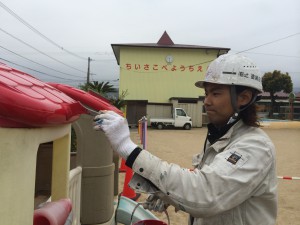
[[0, 63, 86, 128], [47, 83, 124, 117]]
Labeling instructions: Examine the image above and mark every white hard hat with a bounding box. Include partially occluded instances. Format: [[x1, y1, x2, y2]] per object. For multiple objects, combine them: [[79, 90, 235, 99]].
[[195, 54, 263, 92]]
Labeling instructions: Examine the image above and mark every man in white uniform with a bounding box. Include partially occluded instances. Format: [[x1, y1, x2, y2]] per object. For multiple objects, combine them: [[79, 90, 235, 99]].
[[94, 54, 278, 225]]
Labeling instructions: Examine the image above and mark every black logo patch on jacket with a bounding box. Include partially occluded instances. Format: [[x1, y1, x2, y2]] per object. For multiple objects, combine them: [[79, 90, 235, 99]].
[[227, 152, 242, 165]]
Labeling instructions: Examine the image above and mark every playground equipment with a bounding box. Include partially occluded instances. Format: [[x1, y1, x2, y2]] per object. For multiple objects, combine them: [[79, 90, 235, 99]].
[[116, 196, 159, 225], [47, 82, 123, 116], [48, 83, 160, 224], [72, 114, 115, 224], [0, 63, 164, 225], [0, 63, 83, 225], [33, 198, 73, 225]]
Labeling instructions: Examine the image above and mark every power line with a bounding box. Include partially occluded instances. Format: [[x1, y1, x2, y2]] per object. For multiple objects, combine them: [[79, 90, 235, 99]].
[[0, 27, 87, 74], [232, 51, 300, 59], [236, 32, 300, 54], [0, 1, 104, 75], [0, 0, 88, 61], [193, 32, 300, 67], [189, 33, 300, 67], [0, 45, 84, 78], [0, 57, 85, 82]]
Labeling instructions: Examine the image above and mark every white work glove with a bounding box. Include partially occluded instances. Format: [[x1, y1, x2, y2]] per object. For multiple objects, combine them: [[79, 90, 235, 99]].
[[143, 194, 170, 213], [93, 111, 138, 160]]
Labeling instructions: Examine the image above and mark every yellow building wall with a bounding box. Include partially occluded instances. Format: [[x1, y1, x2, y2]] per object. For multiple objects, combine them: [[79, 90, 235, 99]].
[[119, 47, 219, 103]]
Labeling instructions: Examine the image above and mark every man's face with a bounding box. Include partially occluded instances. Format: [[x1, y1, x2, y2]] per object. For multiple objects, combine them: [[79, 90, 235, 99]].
[[204, 83, 234, 127]]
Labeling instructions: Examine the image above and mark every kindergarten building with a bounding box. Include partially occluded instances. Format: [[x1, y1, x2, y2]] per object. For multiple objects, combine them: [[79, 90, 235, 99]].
[[111, 31, 230, 127]]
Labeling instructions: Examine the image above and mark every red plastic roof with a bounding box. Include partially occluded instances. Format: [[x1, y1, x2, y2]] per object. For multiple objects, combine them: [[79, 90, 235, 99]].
[[0, 63, 86, 128], [47, 83, 124, 117]]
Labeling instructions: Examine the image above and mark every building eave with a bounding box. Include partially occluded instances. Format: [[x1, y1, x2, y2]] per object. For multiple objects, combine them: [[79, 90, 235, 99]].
[[111, 43, 230, 65]]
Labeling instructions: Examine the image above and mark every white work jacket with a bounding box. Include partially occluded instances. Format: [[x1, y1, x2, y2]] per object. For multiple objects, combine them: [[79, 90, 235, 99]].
[[131, 120, 277, 225]]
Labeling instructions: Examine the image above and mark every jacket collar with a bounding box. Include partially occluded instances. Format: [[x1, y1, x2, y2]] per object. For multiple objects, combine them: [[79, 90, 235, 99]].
[[207, 118, 240, 144], [208, 120, 244, 152]]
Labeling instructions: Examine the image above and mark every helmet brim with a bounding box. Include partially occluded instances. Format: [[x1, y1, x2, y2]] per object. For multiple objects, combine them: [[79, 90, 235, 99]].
[[195, 80, 263, 93], [195, 81, 205, 88]]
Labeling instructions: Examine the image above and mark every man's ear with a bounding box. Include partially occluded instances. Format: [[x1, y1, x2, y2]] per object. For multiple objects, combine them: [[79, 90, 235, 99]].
[[237, 89, 253, 107]]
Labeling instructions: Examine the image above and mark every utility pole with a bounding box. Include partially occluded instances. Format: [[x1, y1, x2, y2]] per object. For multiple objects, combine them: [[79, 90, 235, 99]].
[[87, 57, 91, 84]]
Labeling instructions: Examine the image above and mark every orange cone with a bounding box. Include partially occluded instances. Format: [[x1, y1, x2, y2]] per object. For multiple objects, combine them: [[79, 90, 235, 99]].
[[119, 158, 127, 173], [121, 165, 140, 201]]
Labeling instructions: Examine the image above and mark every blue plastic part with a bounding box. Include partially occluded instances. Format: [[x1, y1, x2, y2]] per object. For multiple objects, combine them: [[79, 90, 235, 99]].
[[116, 196, 158, 225]]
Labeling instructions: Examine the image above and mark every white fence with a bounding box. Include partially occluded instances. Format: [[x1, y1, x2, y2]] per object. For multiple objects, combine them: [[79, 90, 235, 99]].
[[69, 166, 82, 225]]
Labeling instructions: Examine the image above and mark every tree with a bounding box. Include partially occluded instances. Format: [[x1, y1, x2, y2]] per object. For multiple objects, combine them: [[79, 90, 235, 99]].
[[109, 90, 128, 110], [78, 81, 128, 110], [262, 70, 293, 118], [78, 81, 117, 97]]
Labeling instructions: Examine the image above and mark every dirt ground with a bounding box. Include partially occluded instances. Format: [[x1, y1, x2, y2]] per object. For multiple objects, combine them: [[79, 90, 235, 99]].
[[119, 123, 300, 225]]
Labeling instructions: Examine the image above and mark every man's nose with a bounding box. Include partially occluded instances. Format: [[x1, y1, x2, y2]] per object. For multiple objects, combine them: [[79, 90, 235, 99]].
[[204, 96, 211, 106]]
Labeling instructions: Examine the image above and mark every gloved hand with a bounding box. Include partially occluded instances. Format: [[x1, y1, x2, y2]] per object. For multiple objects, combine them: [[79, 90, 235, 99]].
[[143, 194, 170, 213], [93, 111, 138, 160]]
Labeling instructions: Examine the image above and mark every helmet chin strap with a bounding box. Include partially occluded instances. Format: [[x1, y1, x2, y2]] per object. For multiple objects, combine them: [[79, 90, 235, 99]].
[[227, 112, 239, 125], [227, 86, 239, 125], [228, 86, 258, 125]]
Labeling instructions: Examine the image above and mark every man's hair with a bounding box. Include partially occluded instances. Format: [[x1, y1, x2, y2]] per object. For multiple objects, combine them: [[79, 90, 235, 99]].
[[235, 85, 260, 127]]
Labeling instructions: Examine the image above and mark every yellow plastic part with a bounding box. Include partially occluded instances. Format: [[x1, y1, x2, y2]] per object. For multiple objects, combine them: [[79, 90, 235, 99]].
[[0, 124, 71, 225]]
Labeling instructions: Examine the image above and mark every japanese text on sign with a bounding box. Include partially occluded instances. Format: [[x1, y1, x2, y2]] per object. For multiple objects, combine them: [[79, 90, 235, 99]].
[[124, 63, 203, 73]]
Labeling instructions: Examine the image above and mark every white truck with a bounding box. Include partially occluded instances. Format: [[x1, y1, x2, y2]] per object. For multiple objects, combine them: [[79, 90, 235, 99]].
[[150, 108, 192, 130]]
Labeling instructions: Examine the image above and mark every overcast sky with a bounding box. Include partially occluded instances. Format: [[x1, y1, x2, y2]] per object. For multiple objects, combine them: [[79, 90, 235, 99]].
[[1, 0, 299, 90]]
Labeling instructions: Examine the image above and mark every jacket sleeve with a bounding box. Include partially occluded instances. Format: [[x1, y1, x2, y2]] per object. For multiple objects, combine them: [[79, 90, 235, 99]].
[[131, 135, 276, 218]]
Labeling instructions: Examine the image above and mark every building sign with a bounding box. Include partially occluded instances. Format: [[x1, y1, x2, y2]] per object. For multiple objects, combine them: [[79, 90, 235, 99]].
[[123, 63, 203, 73]]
